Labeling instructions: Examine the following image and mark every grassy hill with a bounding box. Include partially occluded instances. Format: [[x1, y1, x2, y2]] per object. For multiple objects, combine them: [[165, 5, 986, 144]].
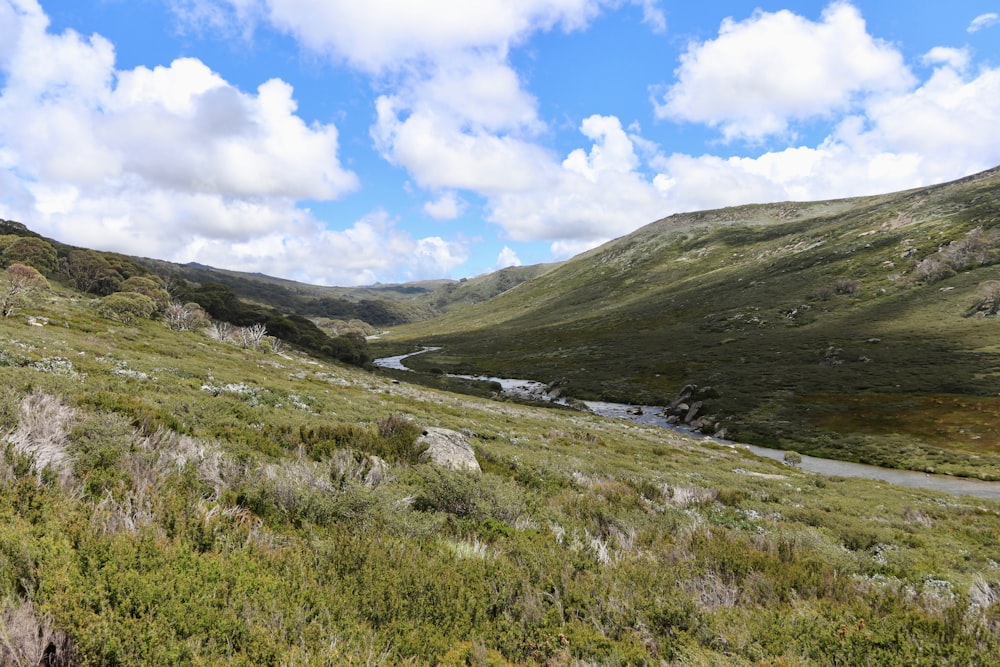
[[3, 243, 1000, 663], [375, 166, 1000, 479], [140, 257, 555, 327]]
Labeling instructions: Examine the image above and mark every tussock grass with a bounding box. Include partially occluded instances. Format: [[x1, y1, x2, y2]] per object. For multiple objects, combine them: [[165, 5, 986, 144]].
[[3, 392, 74, 484]]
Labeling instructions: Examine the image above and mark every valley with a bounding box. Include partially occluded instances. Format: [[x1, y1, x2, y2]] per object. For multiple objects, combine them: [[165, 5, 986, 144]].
[[374, 166, 1000, 480], [3, 168, 1000, 664], [374, 349, 1000, 500]]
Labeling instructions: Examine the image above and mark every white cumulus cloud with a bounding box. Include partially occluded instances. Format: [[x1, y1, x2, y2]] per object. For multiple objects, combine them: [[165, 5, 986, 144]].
[[646, 53, 1000, 214], [922, 47, 970, 71], [423, 192, 465, 220], [495, 246, 522, 269], [968, 12, 999, 33], [488, 115, 667, 243], [178, 211, 470, 285], [654, 2, 913, 141], [0, 0, 469, 285], [176, 0, 675, 264], [176, 0, 606, 72]]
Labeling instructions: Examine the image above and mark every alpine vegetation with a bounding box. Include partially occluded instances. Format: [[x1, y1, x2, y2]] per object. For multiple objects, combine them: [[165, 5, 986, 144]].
[[1, 172, 1000, 664]]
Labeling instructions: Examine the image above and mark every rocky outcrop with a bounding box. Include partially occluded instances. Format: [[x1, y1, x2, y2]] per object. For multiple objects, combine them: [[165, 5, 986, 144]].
[[416, 427, 481, 472], [663, 384, 725, 437]]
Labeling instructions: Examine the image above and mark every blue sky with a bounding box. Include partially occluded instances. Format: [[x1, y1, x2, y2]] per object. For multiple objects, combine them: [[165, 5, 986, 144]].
[[2, 1, 1000, 285]]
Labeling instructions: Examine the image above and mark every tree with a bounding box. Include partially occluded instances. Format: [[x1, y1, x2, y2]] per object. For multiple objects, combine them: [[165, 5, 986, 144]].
[[206, 321, 236, 343], [59, 249, 123, 295], [0, 235, 19, 255], [0, 264, 48, 317], [97, 292, 157, 324], [238, 323, 268, 350], [102, 253, 148, 281], [1, 237, 58, 275]]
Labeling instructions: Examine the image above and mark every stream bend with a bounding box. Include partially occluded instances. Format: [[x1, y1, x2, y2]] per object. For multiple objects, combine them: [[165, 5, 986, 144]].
[[374, 349, 1000, 500]]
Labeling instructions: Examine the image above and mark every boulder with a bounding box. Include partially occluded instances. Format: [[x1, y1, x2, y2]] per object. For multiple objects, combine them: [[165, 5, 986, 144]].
[[695, 386, 719, 400], [667, 385, 696, 410], [692, 419, 717, 434], [684, 401, 703, 423], [416, 427, 481, 472]]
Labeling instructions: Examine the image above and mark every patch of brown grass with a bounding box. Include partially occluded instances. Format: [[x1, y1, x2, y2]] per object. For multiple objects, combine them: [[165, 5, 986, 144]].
[[807, 393, 1000, 453]]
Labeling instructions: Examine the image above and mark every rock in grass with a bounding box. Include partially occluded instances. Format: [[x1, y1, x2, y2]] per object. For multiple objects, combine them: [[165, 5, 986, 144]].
[[417, 427, 481, 472]]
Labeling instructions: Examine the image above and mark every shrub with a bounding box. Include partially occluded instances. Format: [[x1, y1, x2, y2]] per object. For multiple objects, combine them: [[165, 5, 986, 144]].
[[832, 278, 861, 296], [299, 424, 374, 460], [67, 411, 137, 498], [0, 263, 48, 317], [412, 468, 527, 524], [97, 292, 157, 323], [812, 284, 835, 301], [914, 257, 955, 284], [119, 276, 171, 312], [297, 417, 424, 465], [412, 468, 483, 519], [783, 451, 802, 466], [374, 414, 425, 463], [163, 302, 211, 331], [813, 278, 860, 300], [966, 280, 1000, 317]]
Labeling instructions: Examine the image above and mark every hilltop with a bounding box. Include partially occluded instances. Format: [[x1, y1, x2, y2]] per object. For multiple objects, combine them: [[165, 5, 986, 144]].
[[377, 166, 1000, 479]]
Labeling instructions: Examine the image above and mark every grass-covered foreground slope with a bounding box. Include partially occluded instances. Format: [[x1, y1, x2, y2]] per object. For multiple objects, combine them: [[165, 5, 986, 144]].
[[380, 166, 1000, 479], [2, 283, 1000, 665]]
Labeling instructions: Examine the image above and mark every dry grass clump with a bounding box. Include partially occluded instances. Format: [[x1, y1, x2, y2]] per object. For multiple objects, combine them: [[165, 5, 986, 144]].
[[0, 598, 74, 667], [662, 483, 717, 508], [90, 426, 229, 535], [3, 392, 74, 484]]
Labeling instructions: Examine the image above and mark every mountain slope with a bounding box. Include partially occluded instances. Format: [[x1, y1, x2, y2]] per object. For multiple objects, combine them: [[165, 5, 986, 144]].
[[3, 218, 1000, 664], [378, 166, 1000, 477], [4, 259, 1000, 665], [140, 257, 556, 326]]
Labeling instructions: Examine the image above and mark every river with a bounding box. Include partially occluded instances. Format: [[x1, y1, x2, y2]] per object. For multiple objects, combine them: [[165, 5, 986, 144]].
[[374, 349, 1000, 500]]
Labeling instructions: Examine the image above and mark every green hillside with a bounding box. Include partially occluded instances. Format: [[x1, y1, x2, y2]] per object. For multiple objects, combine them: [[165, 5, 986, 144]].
[[140, 257, 555, 327], [376, 167, 1000, 478], [3, 228, 1000, 664]]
